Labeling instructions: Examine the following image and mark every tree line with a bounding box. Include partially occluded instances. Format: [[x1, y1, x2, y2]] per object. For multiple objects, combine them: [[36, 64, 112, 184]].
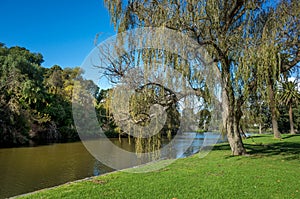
[[0, 44, 119, 147], [0, 43, 187, 148]]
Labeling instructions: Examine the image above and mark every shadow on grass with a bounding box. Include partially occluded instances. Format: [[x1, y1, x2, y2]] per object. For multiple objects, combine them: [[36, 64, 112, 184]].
[[281, 134, 299, 140], [245, 139, 300, 161], [246, 134, 270, 138], [212, 144, 231, 151], [212, 135, 300, 161]]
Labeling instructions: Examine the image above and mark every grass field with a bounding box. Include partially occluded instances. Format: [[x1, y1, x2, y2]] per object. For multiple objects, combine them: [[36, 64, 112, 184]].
[[17, 134, 300, 199]]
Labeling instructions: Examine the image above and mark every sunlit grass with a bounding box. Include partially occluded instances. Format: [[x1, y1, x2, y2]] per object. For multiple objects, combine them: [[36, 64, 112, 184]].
[[17, 134, 300, 199]]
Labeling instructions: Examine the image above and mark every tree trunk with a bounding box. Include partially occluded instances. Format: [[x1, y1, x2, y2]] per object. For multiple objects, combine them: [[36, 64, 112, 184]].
[[289, 103, 295, 135], [268, 82, 281, 138], [240, 126, 247, 139], [222, 85, 246, 155], [259, 123, 262, 134]]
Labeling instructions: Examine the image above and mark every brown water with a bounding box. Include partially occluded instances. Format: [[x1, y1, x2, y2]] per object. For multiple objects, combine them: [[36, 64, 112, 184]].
[[0, 133, 225, 198], [0, 141, 115, 198]]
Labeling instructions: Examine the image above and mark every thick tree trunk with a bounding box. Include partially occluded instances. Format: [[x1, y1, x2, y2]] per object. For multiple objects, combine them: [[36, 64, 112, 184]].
[[271, 109, 281, 138], [227, 120, 246, 155], [289, 103, 295, 135], [222, 87, 246, 155], [268, 82, 281, 138]]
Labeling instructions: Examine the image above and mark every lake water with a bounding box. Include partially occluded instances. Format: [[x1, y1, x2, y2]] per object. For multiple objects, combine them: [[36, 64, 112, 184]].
[[0, 132, 226, 198]]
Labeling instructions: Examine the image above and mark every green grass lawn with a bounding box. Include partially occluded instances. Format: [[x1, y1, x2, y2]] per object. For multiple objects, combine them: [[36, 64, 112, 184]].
[[17, 134, 300, 199]]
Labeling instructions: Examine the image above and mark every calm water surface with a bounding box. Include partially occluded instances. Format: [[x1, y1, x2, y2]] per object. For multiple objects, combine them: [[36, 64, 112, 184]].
[[0, 133, 226, 198]]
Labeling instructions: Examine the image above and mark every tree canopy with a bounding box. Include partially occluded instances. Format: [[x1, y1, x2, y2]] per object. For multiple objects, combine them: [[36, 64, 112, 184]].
[[103, 0, 300, 155], [0, 44, 104, 146]]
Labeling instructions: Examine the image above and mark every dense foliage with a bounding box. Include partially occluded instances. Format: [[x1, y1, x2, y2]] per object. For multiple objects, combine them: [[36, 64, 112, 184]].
[[0, 44, 115, 147]]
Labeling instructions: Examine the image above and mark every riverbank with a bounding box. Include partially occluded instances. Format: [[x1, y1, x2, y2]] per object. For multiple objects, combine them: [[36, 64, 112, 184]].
[[15, 134, 300, 199]]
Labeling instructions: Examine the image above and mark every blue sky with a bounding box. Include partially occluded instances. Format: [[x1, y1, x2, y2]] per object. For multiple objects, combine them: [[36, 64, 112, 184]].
[[0, 0, 115, 68]]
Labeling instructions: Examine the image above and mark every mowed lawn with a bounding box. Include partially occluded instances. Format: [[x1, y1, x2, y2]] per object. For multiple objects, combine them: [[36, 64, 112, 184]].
[[17, 134, 300, 199]]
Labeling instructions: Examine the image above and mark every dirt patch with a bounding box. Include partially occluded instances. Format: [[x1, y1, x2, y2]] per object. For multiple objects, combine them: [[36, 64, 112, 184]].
[[91, 179, 107, 185]]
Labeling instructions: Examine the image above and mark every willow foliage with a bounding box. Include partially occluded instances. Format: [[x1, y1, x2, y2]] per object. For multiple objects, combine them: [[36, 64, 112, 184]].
[[102, 0, 299, 155]]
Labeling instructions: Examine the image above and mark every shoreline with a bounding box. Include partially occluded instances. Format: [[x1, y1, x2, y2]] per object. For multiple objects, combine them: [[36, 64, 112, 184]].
[[10, 158, 177, 199], [9, 133, 258, 198], [10, 170, 118, 199]]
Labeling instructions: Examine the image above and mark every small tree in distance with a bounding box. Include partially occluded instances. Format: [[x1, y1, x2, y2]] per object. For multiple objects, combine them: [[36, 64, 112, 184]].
[[279, 80, 300, 134]]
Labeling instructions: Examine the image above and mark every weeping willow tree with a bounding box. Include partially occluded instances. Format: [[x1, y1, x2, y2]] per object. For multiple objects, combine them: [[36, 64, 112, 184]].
[[240, 0, 300, 138], [102, 74, 180, 155], [275, 0, 300, 137], [129, 83, 180, 154], [102, 0, 299, 155], [99, 45, 212, 158], [103, 0, 257, 155], [238, 9, 283, 138]]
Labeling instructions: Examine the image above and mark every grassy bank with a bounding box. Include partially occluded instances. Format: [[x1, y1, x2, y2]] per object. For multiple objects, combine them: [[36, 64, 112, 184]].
[[17, 134, 300, 199]]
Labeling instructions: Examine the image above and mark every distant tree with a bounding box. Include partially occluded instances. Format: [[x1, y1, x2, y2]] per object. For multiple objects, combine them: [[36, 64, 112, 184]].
[[279, 80, 300, 134], [242, 85, 274, 134], [198, 109, 211, 132]]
